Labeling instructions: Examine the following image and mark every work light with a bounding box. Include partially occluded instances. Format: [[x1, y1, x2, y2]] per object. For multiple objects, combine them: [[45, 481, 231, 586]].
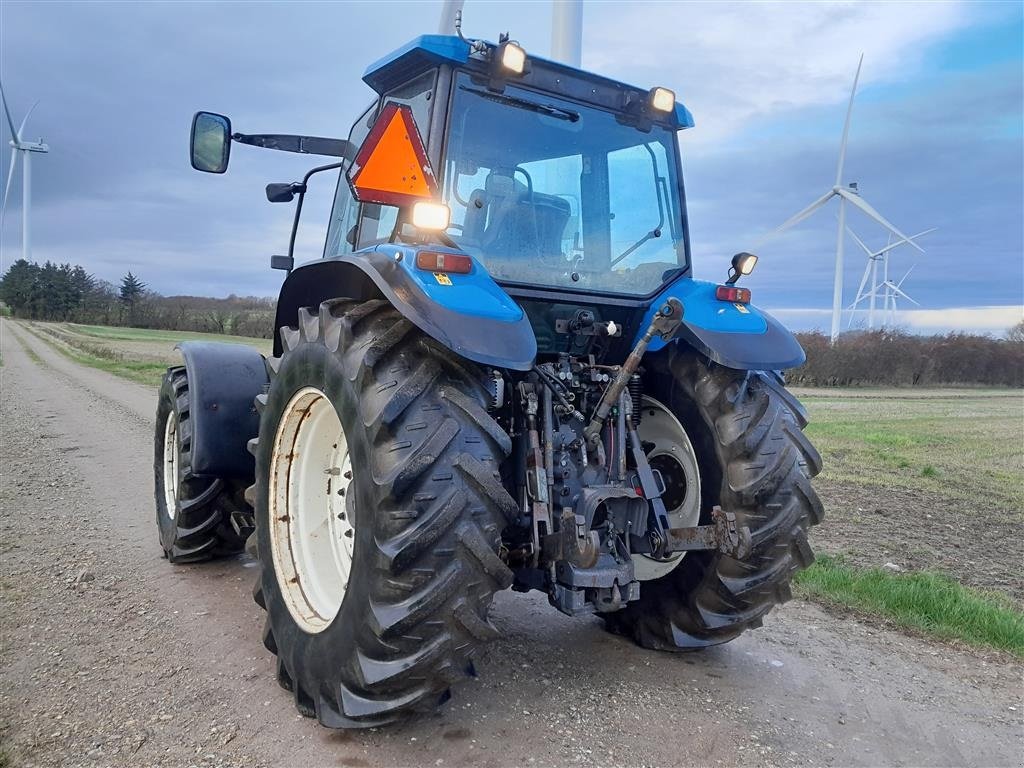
[[726, 252, 758, 285], [411, 201, 451, 231], [498, 41, 527, 75], [649, 87, 675, 113]]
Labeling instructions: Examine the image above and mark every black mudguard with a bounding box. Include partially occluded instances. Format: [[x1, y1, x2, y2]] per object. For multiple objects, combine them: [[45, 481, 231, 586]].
[[273, 253, 537, 370], [676, 312, 806, 371], [175, 342, 268, 479]]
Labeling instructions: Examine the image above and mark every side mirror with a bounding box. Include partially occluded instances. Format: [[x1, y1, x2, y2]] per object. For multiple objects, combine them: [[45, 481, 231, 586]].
[[190, 111, 232, 173], [265, 182, 305, 203]]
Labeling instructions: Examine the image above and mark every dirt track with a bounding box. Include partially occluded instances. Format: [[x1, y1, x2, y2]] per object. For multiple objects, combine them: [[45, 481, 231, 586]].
[[1, 318, 1021, 768]]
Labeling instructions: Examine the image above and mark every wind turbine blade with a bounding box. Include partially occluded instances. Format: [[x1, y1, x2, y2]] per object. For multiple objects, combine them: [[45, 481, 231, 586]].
[[835, 54, 864, 187], [1, 146, 17, 216], [870, 227, 937, 258], [897, 265, 915, 287], [0, 80, 19, 143], [846, 226, 873, 256], [852, 255, 873, 307], [889, 283, 919, 305], [754, 190, 836, 247], [16, 100, 39, 138], [837, 188, 925, 253]]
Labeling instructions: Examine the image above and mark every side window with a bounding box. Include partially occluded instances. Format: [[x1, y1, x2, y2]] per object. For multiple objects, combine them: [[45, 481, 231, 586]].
[[324, 104, 375, 257], [607, 141, 677, 270], [356, 70, 436, 249]]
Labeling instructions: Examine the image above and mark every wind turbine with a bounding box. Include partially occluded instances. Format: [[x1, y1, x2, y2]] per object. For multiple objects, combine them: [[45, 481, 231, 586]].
[[759, 56, 923, 342], [1, 80, 49, 264], [878, 264, 918, 327], [847, 226, 935, 329]]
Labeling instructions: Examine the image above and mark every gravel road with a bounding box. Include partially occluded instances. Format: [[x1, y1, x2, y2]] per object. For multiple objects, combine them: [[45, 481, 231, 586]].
[[1, 318, 1021, 768]]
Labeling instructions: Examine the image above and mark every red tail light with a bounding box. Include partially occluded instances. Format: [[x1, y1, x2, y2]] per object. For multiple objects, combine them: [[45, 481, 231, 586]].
[[415, 251, 473, 274], [716, 285, 751, 303]]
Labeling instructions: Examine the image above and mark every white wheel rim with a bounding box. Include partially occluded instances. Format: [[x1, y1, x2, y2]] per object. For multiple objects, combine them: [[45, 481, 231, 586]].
[[162, 410, 179, 520], [632, 395, 701, 581], [269, 387, 354, 634]]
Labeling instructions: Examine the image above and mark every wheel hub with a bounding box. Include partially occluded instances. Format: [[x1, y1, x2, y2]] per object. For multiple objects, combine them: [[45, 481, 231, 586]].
[[269, 387, 354, 634], [632, 396, 701, 581]]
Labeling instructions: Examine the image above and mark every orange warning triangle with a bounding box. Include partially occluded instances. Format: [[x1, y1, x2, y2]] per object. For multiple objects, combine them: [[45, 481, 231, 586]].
[[347, 103, 438, 207]]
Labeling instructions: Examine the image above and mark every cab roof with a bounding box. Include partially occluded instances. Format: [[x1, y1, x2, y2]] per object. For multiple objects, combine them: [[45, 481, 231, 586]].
[[362, 34, 694, 130]]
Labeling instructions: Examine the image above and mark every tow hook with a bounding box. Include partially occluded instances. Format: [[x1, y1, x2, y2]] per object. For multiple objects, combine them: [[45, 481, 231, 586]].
[[664, 506, 752, 560]]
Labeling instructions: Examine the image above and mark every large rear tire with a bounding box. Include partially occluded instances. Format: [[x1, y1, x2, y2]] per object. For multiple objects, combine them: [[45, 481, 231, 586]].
[[153, 367, 248, 563], [604, 352, 824, 649], [249, 299, 516, 728]]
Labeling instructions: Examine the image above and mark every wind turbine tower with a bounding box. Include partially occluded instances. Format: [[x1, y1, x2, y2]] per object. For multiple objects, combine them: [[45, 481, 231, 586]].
[[1, 81, 49, 265]]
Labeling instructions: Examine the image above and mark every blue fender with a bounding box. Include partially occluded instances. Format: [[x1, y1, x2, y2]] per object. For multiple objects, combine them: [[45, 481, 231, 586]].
[[175, 342, 268, 479], [273, 246, 537, 371], [637, 278, 805, 370]]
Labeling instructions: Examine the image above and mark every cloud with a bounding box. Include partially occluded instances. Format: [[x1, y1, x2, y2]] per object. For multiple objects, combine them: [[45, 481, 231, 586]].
[[585, 0, 972, 144], [769, 305, 1023, 336]]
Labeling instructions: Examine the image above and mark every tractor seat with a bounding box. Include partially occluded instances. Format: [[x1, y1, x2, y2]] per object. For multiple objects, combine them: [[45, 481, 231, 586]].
[[463, 173, 571, 265]]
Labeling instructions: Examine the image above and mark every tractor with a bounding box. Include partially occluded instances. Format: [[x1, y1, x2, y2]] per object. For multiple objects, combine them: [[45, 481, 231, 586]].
[[155, 26, 823, 728]]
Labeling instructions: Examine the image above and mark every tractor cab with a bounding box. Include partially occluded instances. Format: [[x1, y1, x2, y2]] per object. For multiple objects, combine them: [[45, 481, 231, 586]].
[[317, 33, 697, 357]]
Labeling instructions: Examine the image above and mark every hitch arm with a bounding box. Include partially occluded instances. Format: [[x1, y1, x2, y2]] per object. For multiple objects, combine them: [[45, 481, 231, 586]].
[[663, 507, 752, 559], [583, 298, 683, 448]]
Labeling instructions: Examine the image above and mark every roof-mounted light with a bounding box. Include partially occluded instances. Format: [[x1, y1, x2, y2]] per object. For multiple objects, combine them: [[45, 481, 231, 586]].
[[498, 40, 527, 75], [649, 87, 676, 113]]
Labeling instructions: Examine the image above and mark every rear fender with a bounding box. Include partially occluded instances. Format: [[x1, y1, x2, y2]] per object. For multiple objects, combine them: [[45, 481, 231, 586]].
[[175, 342, 268, 479], [274, 246, 537, 370], [638, 279, 805, 370]]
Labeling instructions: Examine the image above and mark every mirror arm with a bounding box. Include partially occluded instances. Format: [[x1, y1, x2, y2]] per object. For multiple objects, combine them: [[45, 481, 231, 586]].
[[286, 161, 346, 264], [232, 132, 355, 160]]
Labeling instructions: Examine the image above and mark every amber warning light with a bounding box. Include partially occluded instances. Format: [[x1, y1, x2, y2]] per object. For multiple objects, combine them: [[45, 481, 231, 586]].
[[347, 103, 438, 207]]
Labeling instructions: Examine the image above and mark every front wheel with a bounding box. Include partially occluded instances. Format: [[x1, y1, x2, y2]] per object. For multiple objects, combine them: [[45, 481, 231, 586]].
[[249, 299, 517, 728], [604, 352, 824, 649], [153, 367, 248, 562]]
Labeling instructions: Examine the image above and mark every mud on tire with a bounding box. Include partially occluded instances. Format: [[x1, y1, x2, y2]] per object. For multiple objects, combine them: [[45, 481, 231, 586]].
[[153, 367, 248, 563], [604, 351, 824, 649], [249, 299, 517, 728]]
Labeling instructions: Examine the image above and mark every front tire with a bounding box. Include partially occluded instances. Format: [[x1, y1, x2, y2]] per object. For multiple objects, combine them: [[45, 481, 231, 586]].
[[153, 367, 248, 562], [605, 352, 824, 649], [250, 299, 517, 728]]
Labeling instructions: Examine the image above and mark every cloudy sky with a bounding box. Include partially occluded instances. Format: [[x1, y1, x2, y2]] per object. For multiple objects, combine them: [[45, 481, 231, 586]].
[[1, 0, 1021, 334]]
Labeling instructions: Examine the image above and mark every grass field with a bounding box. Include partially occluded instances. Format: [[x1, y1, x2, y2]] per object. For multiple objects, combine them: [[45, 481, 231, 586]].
[[14, 320, 1024, 655], [795, 388, 1023, 512]]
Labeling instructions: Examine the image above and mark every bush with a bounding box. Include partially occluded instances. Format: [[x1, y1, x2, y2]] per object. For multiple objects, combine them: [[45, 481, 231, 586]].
[[789, 329, 1024, 387]]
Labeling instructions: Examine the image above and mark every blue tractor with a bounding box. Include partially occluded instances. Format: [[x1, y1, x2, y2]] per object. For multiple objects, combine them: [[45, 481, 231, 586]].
[[154, 29, 823, 727]]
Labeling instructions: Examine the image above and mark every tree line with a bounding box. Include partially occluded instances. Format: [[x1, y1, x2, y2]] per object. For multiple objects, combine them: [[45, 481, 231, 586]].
[[1, 258, 1020, 386], [790, 328, 1024, 388], [0, 259, 275, 338]]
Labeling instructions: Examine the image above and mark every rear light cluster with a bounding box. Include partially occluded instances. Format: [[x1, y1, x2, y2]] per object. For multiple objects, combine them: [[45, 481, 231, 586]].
[[415, 251, 473, 275], [715, 285, 751, 303]]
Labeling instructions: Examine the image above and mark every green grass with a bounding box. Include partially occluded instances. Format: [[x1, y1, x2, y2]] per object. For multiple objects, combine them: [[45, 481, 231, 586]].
[[19, 322, 176, 387], [796, 556, 1024, 657], [69, 323, 269, 349], [802, 390, 1024, 512]]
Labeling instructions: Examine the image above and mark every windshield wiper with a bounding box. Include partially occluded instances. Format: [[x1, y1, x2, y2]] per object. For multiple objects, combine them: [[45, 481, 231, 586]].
[[460, 86, 580, 123]]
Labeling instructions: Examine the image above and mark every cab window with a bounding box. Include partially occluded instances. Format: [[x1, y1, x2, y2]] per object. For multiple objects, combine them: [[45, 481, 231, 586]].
[[324, 104, 375, 257], [355, 69, 437, 249]]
